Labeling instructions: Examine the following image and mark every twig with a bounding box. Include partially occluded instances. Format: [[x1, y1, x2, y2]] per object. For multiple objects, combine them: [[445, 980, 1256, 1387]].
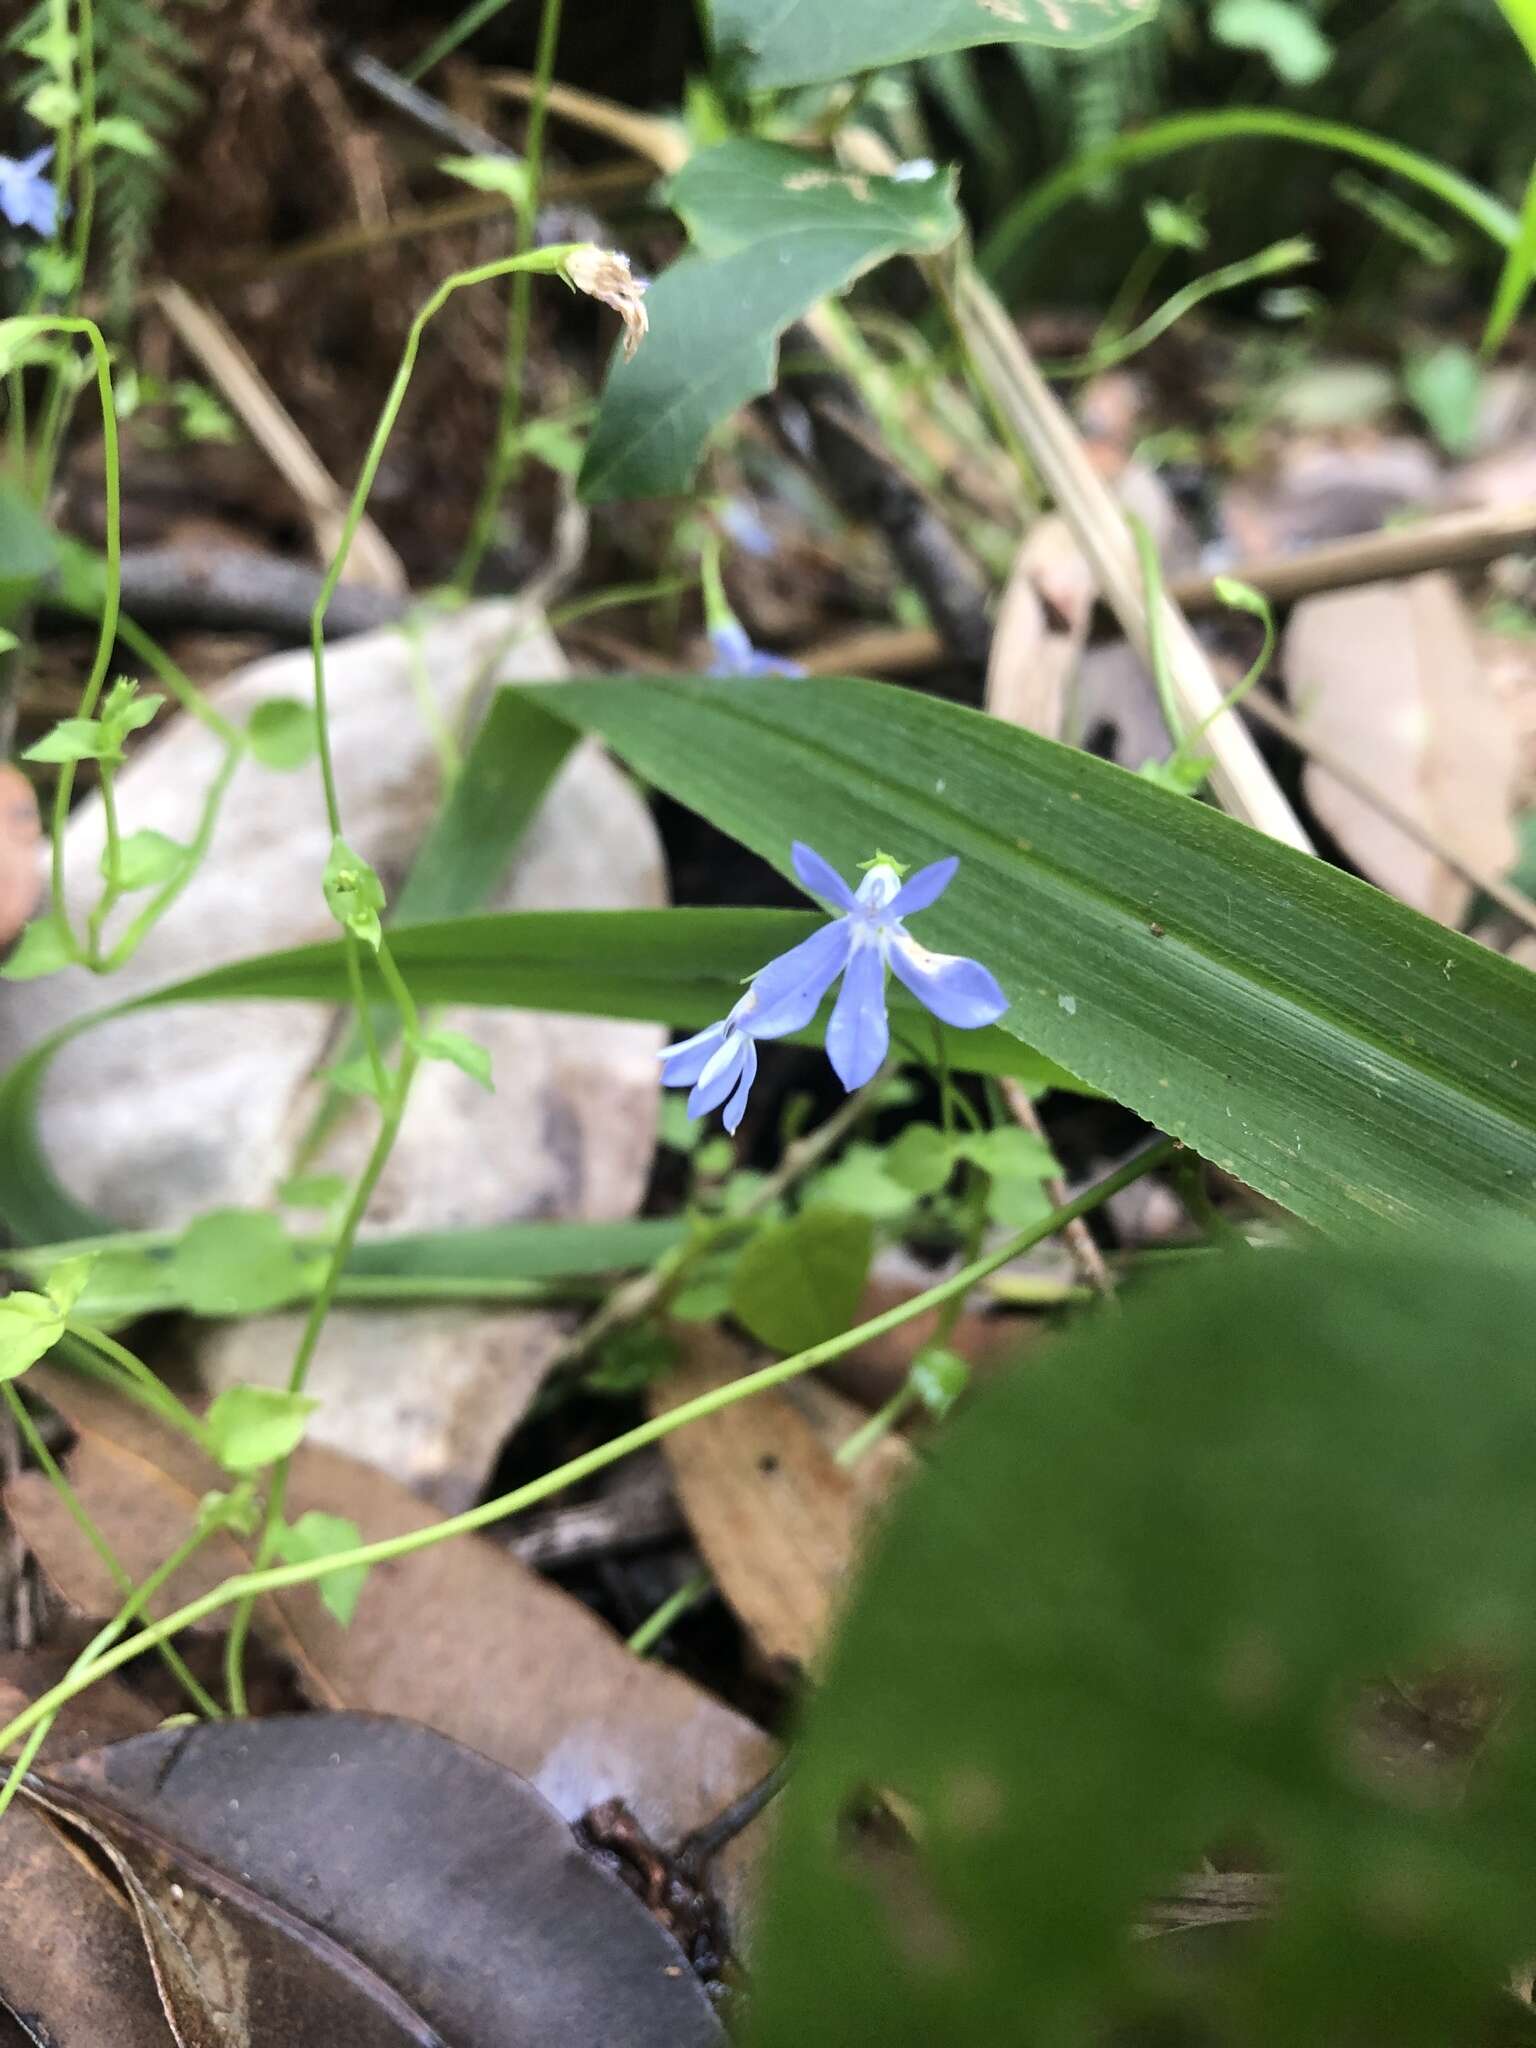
[[780, 350, 996, 667], [153, 283, 407, 595], [348, 49, 514, 161], [1243, 689, 1536, 939], [797, 501, 1536, 680], [1175, 501, 1536, 612], [60, 547, 406, 642], [999, 1079, 1113, 1295]]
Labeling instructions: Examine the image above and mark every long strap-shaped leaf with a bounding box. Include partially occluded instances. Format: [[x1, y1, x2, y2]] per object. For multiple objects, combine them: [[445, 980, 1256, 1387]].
[[0, 908, 1055, 1244], [516, 676, 1536, 1239]]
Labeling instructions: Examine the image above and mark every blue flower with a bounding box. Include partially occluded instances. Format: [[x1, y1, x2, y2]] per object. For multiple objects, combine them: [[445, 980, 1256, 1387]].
[[707, 619, 805, 678], [659, 842, 1008, 1131], [0, 149, 57, 238]]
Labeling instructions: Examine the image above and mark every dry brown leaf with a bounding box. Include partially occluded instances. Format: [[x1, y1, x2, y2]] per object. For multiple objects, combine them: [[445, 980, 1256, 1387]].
[[0, 1798, 176, 2046], [984, 514, 1095, 739], [1283, 574, 1516, 923], [650, 1328, 911, 1674], [6, 1369, 775, 1864], [824, 1271, 1026, 1412], [0, 1645, 160, 1764]]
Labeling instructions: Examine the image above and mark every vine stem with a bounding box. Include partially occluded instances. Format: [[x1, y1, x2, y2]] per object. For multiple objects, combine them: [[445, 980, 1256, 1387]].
[[306, 244, 578, 840], [0, 1383, 220, 1721], [9, 318, 123, 944], [0, 1523, 214, 1820], [0, 1137, 1177, 1753], [455, 0, 567, 591], [223, 1046, 422, 1714]]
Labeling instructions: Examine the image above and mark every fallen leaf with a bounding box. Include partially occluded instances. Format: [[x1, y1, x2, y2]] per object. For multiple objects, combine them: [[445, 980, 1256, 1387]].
[[1283, 573, 1517, 922], [984, 515, 1094, 740], [1221, 433, 1440, 557], [650, 1327, 910, 1674], [0, 601, 667, 1507], [27, 1713, 726, 2044], [0, 1797, 174, 2045], [7, 1369, 776, 1873], [0, 1644, 160, 1763]]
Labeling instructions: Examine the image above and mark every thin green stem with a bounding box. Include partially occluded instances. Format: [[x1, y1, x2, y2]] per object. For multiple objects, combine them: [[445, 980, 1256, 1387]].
[[834, 1384, 919, 1468], [343, 939, 391, 1103], [223, 1046, 422, 1714], [374, 940, 424, 1040], [308, 246, 577, 839], [102, 736, 243, 971], [455, 0, 567, 591], [116, 616, 242, 745], [1, 1382, 221, 1720], [66, 1322, 208, 1446], [85, 761, 121, 960], [12, 319, 122, 947], [405, 0, 515, 80], [0, 1522, 212, 1822], [0, 1137, 1178, 1756], [628, 1568, 712, 1656]]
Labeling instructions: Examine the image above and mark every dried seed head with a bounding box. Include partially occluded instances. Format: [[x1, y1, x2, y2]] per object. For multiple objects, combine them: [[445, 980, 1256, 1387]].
[[563, 245, 649, 360]]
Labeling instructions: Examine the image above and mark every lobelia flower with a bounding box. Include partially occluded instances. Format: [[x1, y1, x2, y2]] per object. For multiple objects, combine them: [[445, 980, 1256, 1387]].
[[659, 842, 1007, 1132], [0, 149, 57, 238], [706, 618, 805, 678]]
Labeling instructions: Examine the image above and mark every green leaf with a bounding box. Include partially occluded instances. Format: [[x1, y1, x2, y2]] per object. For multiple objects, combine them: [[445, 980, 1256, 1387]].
[[169, 1209, 308, 1317], [276, 1510, 369, 1625], [748, 1238, 1536, 2047], [908, 1343, 968, 1416], [418, 1026, 494, 1091], [955, 1127, 1058, 1182], [100, 678, 161, 743], [525, 674, 1536, 1240], [981, 109, 1517, 295], [43, 1256, 94, 1316], [884, 1124, 958, 1195], [437, 153, 530, 207], [710, 0, 1154, 90], [25, 78, 80, 128], [0, 1291, 66, 1381], [0, 901, 1078, 1250], [0, 482, 60, 620], [108, 827, 185, 892], [86, 114, 162, 159], [1210, 0, 1333, 85], [810, 1142, 919, 1221], [1404, 343, 1485, 458], [580, 141, 961, 502], [323, 836, 386, 951], [277, 1173, 348, 1212], [246, 698, 319, 772], [730, 1206, 873, 1353], [204, 1385, 317, 1474], [1, 919, 74, 984], [22, 717, 114, 765], [1483, 160, 1536, 355]]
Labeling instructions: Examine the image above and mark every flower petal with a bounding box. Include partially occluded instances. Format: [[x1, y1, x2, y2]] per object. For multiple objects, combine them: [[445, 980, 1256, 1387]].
[[658, 1018, 728, 1087], [890, 937, 1008, 1030], [791, 842, 857, 912], [721, 1038, 758, 1133], [743, 919, 854, 1036], [688, 1031, 749, 1118], [825, 939, 890, 1091], [707, 620, 755, 675], [887, 856, 958, 919]]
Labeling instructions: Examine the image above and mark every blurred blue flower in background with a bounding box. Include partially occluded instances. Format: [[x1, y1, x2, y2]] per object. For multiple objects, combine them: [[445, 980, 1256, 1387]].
[[0, 149, 57, 237], [706, 619, 806, 678]]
